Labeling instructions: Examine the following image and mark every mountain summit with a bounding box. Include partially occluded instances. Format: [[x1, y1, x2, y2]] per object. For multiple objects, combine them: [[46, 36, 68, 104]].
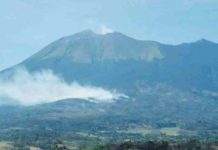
[[23, 30, 162, 66]]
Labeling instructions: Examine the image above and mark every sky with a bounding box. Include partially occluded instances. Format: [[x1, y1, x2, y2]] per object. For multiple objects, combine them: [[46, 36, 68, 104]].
[[0, 0, 218, 70]]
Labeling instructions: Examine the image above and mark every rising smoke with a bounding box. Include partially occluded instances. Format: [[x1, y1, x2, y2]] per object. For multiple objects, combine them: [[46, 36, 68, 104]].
[[0, 68, 126, 106]]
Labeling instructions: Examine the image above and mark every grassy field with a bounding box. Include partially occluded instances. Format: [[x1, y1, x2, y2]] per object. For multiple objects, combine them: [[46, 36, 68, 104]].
[[118, 127, 152, 135], [0, 141, 14, 150], [118, 127, 181, 136], [160, 127, 181, 136]]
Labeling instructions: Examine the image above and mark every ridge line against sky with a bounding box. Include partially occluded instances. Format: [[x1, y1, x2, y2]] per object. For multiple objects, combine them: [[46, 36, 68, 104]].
[[0, 0, 218, 70]]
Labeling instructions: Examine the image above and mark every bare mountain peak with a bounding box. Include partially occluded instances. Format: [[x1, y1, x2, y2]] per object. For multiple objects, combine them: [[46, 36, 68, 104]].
[[76, 29, 95, 35], [63, 30, 134, 41], [195, 38, 216, 44], [64, 29, 97, 40], [21, 30, 163, 65]]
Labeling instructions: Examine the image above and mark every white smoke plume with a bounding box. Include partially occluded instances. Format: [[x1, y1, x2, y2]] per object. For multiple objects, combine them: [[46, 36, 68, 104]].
[[0, 68, 126, 106], [99, 25, 114, 34]]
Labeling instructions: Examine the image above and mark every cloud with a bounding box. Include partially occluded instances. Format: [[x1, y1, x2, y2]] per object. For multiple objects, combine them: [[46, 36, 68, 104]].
[[0, 68, 127, 106], [99, 25, 114, 34]]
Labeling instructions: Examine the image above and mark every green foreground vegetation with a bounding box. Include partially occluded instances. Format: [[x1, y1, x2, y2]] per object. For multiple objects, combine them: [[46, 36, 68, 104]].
[[1, 140, 218, 150], [1, 100, 218, 150]]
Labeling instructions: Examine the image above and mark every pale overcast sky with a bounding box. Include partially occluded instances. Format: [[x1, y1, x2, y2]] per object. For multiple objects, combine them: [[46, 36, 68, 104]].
[[0, 0, 218, 70]]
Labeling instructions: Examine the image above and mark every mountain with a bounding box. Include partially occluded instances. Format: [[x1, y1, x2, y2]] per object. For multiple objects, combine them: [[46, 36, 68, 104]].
[[2, 30, 218, 91], [1, 30, 218, 148]]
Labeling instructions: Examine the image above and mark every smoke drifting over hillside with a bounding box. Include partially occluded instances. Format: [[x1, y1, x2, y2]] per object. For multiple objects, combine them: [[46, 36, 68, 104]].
[[0, 68, 126, 106]]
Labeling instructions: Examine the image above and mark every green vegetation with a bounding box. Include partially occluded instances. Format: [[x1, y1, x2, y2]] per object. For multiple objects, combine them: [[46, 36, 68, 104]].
[[2, 140, 218, 150], [1, 99, 218, 149], [92, 140, 218, 150]]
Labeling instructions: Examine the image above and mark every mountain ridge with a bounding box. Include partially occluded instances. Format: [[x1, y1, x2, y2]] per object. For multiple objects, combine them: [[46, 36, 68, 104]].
[[0, 30, 217, 72]]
